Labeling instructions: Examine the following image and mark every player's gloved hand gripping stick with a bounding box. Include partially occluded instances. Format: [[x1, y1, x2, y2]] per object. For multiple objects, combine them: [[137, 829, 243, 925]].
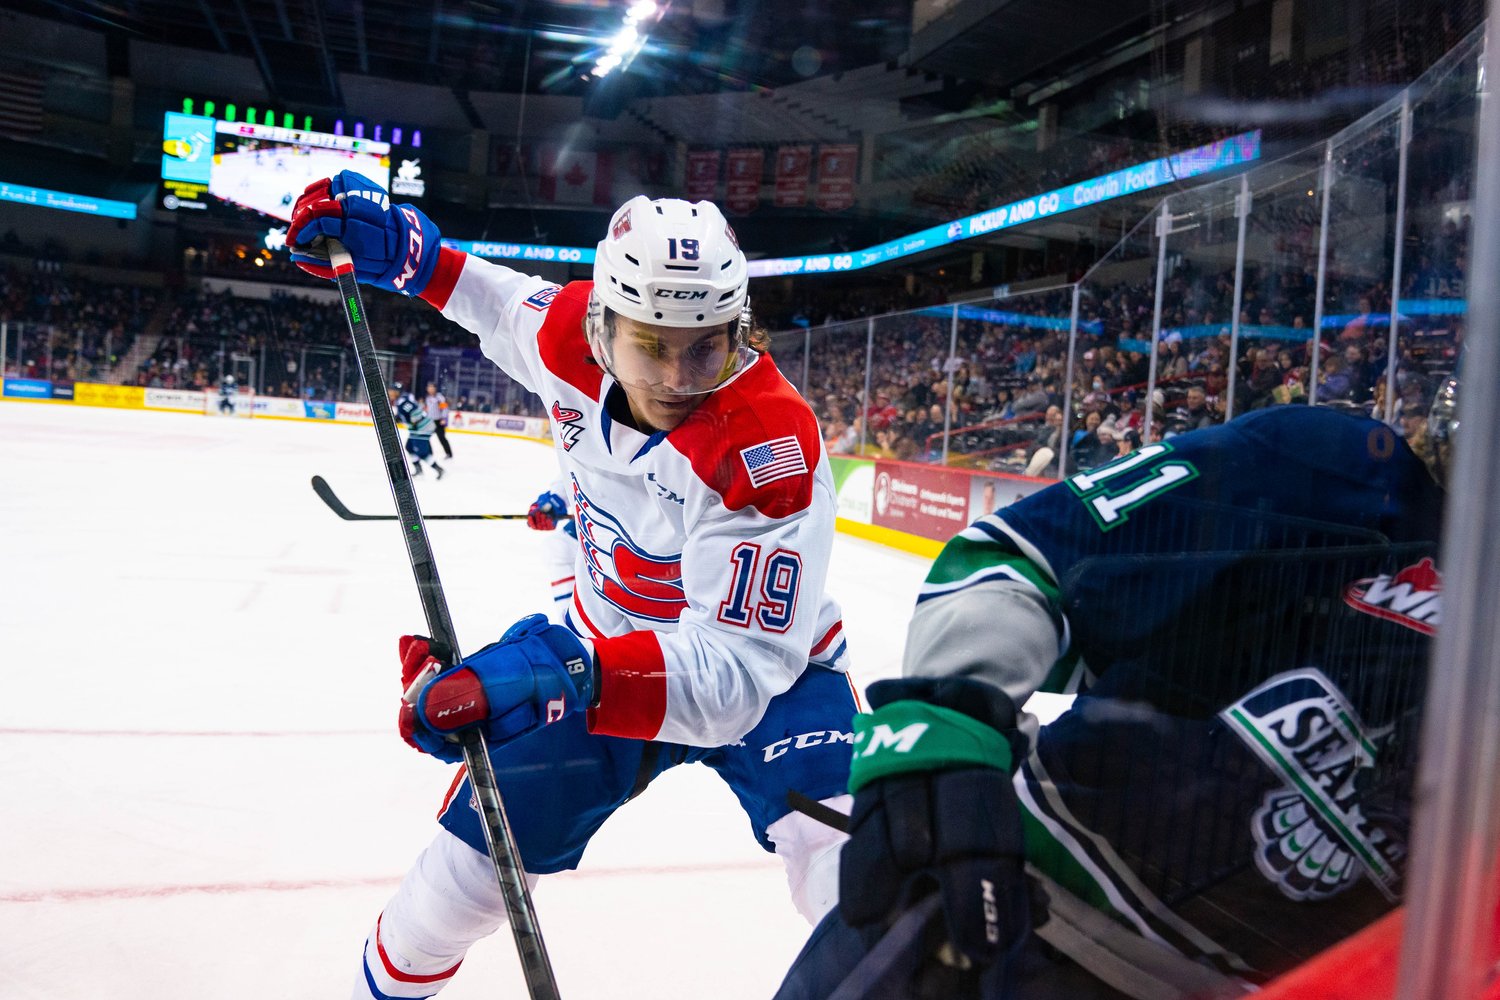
[[312, 233, 562, 1000]]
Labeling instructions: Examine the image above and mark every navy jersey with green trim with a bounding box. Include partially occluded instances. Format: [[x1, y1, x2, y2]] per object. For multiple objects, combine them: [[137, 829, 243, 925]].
[[964, 407, 1444, 980], [393, 394, 434, 437]]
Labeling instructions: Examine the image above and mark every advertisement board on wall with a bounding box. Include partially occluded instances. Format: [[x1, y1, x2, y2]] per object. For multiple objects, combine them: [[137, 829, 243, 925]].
[[829, 455, 1054, 545], [144, 388, 207, 412], [871, 462, 972, 540], [74, 383, 145, 409], [3, 378, 52, 399]]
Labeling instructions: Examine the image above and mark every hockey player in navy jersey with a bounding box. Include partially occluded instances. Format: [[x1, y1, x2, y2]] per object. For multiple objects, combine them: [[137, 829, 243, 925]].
[[388, 382, 445, 479], [775, 400, 1448, 1000], [289, 171, 856, 998]]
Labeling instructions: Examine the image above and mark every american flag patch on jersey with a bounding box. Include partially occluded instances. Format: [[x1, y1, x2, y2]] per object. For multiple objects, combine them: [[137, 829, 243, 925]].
[[740, 436, 807, 487]]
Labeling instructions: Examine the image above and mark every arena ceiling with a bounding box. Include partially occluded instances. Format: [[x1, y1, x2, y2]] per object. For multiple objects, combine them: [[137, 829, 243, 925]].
[[13, 0, 918, 109]]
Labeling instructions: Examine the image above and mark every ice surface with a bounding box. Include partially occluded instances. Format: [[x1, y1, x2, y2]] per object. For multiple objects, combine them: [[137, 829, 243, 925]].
[[0, 403, 935, 1000]]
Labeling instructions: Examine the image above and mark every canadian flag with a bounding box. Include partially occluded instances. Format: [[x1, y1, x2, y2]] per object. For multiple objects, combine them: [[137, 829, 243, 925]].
[[539, 148, 613, 205]]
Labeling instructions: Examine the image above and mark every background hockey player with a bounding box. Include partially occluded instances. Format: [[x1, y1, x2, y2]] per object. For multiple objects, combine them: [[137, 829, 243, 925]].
[[388, 381, 445, 479], [525, 477, 576, 622], [217, 372, 237, 415], [288, 171, 856, 999], [423, 381, 455, 461], [775, 400, 1447, 1000]]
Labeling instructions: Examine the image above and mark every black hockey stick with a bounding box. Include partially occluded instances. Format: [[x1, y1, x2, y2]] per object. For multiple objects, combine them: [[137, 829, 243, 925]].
[[311, 475, 528, 521], [325, 240, 561, 1000]]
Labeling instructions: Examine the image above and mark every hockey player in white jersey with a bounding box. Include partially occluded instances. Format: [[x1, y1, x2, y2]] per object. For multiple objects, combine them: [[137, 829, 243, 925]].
[[289, 171, 856, 998], [526, 477, 577, 621]]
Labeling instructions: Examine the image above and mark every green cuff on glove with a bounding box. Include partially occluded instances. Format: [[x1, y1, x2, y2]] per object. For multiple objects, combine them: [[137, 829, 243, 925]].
[[847, 700, 1014, 794]]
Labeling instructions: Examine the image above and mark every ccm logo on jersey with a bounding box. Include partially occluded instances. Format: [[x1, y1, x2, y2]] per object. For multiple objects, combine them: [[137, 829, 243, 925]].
[[1344, 557, 1441, 635], [523, 285, 562, 311], [763, 728, 854, 762]]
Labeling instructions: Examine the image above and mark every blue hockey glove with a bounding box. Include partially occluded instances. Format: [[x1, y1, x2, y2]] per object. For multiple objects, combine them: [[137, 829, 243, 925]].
[[287, 170, 443, 296], [398, 615, 595, 761], [527, 491, 568, 531], [840, 677, 1032, 975]]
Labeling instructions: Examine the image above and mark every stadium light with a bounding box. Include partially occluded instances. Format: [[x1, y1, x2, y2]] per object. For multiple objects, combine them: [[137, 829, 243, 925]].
[[225, 104, 236, 122], [592, 0, 657, 78]]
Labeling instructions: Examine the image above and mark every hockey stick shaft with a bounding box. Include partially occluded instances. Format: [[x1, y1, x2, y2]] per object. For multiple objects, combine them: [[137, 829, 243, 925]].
[[326, 242, 561, 1000], [311, 475, 528, 521]]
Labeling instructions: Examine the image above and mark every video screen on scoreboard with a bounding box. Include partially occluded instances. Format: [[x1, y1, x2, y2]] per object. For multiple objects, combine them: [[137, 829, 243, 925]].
[[158, 112, 391, 222]]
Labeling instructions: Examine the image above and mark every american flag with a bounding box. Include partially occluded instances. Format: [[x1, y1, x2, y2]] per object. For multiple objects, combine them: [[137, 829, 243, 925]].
[[740, 436, 807, 487]]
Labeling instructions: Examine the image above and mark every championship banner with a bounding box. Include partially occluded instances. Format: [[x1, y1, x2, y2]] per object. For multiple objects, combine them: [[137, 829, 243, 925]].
[[685, 150, 721, 201], [815, 144, 859, 212], [724, 148, 764, 215], [774, 145, 813, 207]]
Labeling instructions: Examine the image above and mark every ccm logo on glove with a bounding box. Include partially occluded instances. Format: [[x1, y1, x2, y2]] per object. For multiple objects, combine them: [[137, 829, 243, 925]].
[[394, 205, 426, 292], [398, 615, 596, 762]]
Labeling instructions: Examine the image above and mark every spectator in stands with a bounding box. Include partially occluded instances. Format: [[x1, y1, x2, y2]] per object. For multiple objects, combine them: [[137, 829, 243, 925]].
[[1176, 386, 1220, 431], [1012, 375, 1049, 415], [1318, 353, 1353, 402], [1068, 413, 1118, 472], [1022, 405, 1065, 479], [1343, 343, 1373, 404], [1273, 367, 1309, 406]]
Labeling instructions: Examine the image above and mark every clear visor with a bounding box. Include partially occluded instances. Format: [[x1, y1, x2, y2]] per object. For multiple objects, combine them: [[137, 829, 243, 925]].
[[595, 314, 753, 396]]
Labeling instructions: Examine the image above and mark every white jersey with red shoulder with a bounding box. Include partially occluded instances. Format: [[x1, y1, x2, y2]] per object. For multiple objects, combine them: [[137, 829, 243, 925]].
[[420, 248, 849, 748]]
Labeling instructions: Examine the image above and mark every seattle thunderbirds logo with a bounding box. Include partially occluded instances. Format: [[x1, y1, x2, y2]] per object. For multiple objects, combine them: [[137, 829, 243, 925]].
[[551, 401, 584, 451], [1222, 669, 1405, 903]]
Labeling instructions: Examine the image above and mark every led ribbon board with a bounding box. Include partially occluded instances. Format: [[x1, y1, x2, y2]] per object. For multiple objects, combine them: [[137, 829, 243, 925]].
[[1, 181, 137, 219]]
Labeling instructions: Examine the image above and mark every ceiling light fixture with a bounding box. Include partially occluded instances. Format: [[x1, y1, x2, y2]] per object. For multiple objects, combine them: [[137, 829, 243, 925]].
[[591, 0, 658, 78]]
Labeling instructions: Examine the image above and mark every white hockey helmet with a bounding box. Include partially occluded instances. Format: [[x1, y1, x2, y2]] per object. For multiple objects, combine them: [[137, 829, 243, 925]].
[[588, 195, 753, 393]]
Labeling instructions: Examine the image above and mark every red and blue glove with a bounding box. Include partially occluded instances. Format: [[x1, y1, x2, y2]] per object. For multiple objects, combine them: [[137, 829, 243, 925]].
[[526, 490, 569, 531], [287, 170, 444, 296], [398, 615, 595, 762]]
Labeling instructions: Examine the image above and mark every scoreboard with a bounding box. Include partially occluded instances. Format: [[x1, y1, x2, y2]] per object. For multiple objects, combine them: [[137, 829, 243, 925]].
[[159, 113, 393, 222]]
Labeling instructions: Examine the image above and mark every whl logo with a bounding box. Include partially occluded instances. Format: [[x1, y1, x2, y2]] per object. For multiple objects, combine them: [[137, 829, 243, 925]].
[[1344, 557, 1441, 636], [551, 401, 584, 451]]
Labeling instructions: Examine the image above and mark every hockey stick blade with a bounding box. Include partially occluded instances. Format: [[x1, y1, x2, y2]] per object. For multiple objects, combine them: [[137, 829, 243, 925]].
[[325, 240, 560, 1000], [311, 475, 526, 521]]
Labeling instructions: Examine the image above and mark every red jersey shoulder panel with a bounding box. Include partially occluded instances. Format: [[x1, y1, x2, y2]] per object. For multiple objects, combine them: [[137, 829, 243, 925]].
[[537, 280, 602, 398], [669, 354, 822, 519]]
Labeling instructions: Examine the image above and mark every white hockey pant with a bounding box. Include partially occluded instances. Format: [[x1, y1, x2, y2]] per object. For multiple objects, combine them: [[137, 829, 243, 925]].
[[352, 794, 850, 998]]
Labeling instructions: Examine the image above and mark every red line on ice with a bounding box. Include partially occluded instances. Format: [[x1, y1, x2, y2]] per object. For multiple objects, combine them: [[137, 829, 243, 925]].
[[0, 860, 781, 904]]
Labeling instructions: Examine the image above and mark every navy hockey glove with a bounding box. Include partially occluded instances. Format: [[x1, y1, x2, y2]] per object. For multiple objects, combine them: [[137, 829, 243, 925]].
[[527, 491, 568, 531], [399, 615, 595, 761], [287, 170, 443, 296], [840, 677, 1032, 974]]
